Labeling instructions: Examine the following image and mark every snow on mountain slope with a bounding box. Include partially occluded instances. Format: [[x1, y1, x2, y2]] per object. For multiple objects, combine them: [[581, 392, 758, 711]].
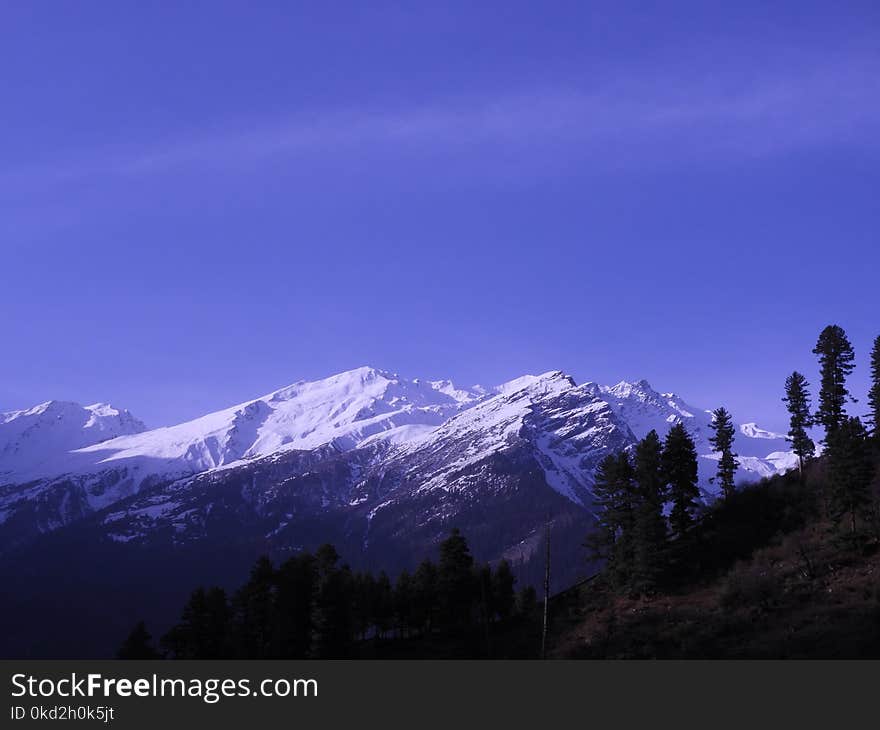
[[387, 374, 792, 509], [97, 371, 634, 560], [74, 367, 479, 472], [371, 371, 635, 507], [1, 367, 481, 493], [0, 401, 146, 484], [0, 367, 485, 548], [600, 379, 792, 484], [0, 367, 800, 554]]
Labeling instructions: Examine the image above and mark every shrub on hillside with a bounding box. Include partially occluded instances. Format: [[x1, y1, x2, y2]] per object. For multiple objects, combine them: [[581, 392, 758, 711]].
[[718, 561, 783, 612]]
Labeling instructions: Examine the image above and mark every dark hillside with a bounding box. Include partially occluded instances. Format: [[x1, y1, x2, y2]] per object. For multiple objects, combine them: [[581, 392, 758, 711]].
[[548, 451, 880, 658]]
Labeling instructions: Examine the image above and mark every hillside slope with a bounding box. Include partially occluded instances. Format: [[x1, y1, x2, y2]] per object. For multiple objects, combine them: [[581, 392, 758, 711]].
[[548, 457, 880, 659]]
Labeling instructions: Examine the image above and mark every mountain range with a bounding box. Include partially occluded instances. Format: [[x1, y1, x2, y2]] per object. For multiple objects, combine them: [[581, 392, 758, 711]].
[[0, 366, 797, 656], [1, 366, 794, 551]]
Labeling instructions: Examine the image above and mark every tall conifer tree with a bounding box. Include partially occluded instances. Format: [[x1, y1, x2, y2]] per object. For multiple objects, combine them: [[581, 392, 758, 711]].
[[313, 545, 355, 658], [709, 407, 738, 500], [491, 560, 516, 621], [631, 430, 667, 594], [411, 559, 437, 635], [393, 570, 414, 637], [588, 452, 636, 590], [812, 325, 856, 439], [826, 417, 875, 538], [118, 621, 161, 660], [374, 571, 394, 638], [230, 558, 275, 658], [164, 586, 230, 659], [275, 553, 317, 656], [868, 335, 880, 437], [662, 422, 700, 538], [437, 529, 475, 630], [782, 371, 815, 474]]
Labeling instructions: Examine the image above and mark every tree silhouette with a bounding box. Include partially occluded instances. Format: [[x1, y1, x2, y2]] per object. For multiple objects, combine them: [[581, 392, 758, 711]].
[[813, 325, 856, 439], [588, 452, 637, 591], [275, 553, 317, 657], [631, 430, 668, 594], [163, 587, 229, 659], [827, 417, 875, 539], [662, 422, 700, 538], [117, 621, 161, 660], [782, 371, 815, 475], [230, 557, 275, 658], [437, 529, 475, 630], [492, 559, 516, 621], [709, 407, 738, 500], [869, 335, 880, 438]]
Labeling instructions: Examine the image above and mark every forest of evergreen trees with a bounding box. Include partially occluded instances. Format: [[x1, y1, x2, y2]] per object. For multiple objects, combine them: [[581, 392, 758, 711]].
[[120, 326, 880, 659], [118, 529, 539, 659], [586, 325, 880, 601]]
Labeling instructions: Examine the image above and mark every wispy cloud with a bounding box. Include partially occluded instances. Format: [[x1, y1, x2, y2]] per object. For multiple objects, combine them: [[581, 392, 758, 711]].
[[4, 55, 879, 193]]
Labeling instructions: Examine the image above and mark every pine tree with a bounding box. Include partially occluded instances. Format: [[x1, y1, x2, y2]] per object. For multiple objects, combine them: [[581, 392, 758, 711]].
[[869, 335, 880, 438], [437, 528, 475, 630], [662, 422, 700, 538], [588, 451, 637, 591], [630, 430, 667, 595], [813, 325, 856, 439], [709, 407, 738, 500], [117, 621, 161, 659], [588, 454, 622, 563], [393, 570, 414, 637], [230, 557, 275, 658], [782, 371, 815, 474], [411, 559, 438, 635], [313, 544, 354, 658], [476, 562, 493, 647], [373, 571, 394, 639], [351, 572, 376, 641], [491, 559, 516, 621], [517, 586, 538, 618], [163, 587, 230, 659], [827, 417, 875, 539], [275, 553, 317, 657]]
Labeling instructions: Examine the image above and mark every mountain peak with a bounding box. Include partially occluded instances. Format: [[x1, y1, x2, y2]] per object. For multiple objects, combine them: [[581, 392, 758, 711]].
[[0, 399, 147, 484], [495, 370, 575, 396], [605, 379, 659, 400], [342, 365, 397, 380], [740, 422, 786, 440]]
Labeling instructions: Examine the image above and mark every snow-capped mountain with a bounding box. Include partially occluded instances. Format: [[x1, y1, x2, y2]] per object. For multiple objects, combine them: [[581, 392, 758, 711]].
[[0, 368, 484, 549], [93, 370, 633, 593], [0, 366, 796, 558], [0, 400, 147, 485], [380, 372, 631, 506], [599, 379, 795, 482], [0, 366, 804, 657], [73, 366, 481, 479]]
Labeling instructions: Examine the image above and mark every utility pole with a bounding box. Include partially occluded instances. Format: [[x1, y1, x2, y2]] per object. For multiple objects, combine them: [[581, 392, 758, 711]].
[[541, 517, 551, 659], [480, 568, 491, 658]]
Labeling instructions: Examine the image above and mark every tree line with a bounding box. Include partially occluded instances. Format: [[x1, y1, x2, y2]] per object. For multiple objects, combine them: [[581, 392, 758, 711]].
[[587, 419, 702, 596], [591, 326, 880, 598], [118, 529, 538, 659], [784, 326, 879, 541]]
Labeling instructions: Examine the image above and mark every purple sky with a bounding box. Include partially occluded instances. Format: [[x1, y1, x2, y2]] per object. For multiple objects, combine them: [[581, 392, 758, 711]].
[[2, 2, 879, 431]]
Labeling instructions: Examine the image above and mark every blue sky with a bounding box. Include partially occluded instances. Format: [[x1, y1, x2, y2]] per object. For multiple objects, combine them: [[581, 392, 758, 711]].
[[2, 2, 879, 431]]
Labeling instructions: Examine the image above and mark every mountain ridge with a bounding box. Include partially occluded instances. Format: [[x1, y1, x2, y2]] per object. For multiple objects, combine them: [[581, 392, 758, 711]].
[[0, 365, 805, 657], [0, 365, 796, 556]]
